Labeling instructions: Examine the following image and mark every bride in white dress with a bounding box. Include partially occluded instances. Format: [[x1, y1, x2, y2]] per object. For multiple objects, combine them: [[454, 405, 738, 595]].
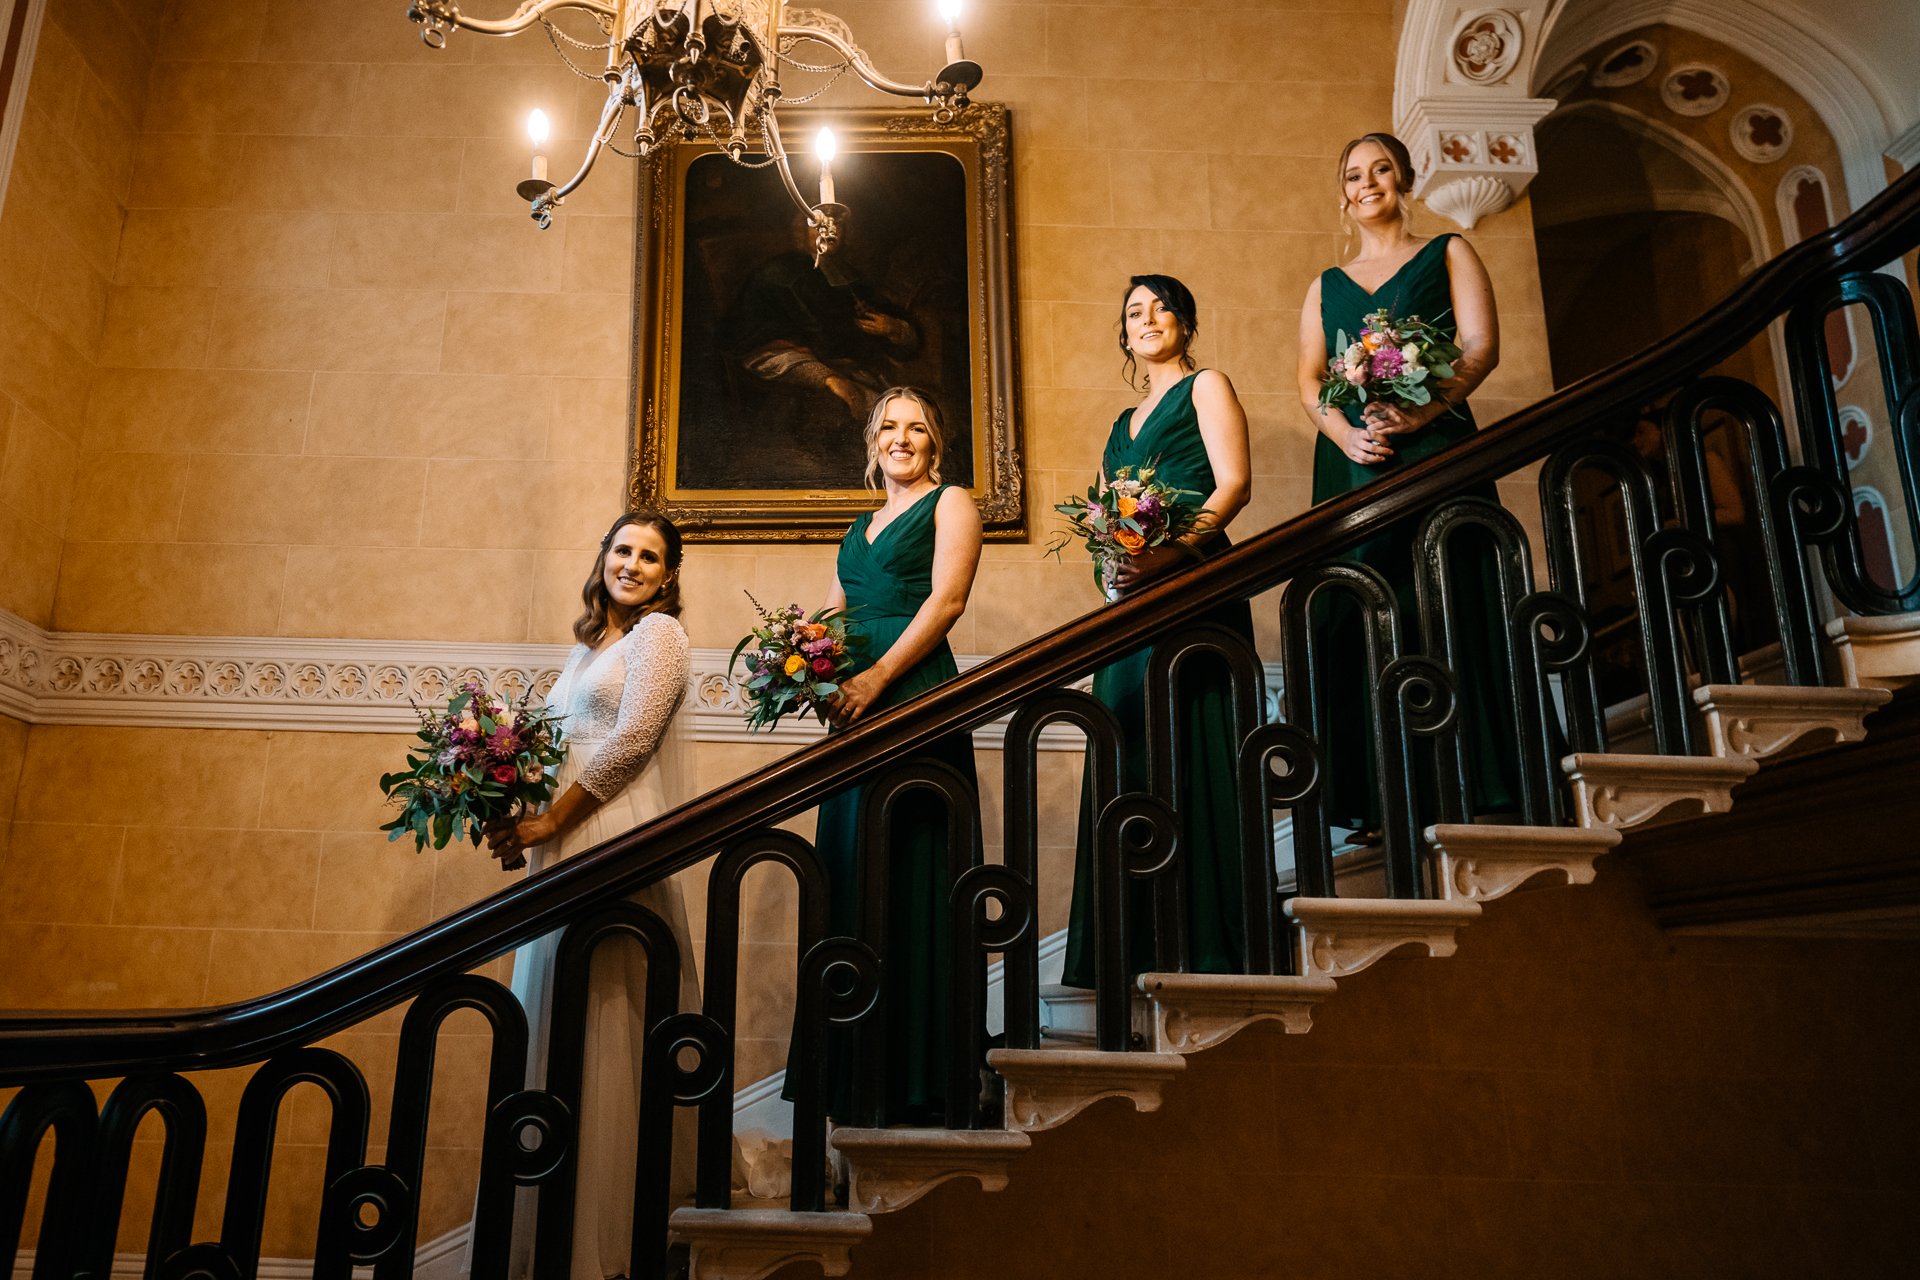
[[479, 510, 702, 1280]]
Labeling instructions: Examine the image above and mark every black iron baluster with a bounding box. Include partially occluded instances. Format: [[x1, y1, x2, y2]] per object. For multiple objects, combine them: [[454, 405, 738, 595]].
[[1374, 656, 1463, 895], [537, 901, 686, 1280], [1235, 722, 1323, 972], [1141, 625, 1266, 974], [1091, 792, 1178, 1051], [1785, 270, 1920, 614], [698, 829, 830, 1209], [82, 1072, 206, 1280], [1280, 560, 1402, 879], [947, 865, 1033, 1129], [635, 1013, 730, 1279], [790, 939, 881, 1211], [0, 1079, 99, 1280], [1415, 496, 1581, 826], [1510, 592, 1595, 811], [850, 758, 982, 1130], [1540, 438, 1701, 755], [377, 973, 529, 1280], [220, 1047, 372, 1280]]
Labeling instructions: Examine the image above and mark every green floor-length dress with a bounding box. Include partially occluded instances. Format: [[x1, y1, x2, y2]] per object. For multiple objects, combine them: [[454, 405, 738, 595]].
[[1312, 233, 1522, 826], [1062, 371, 1258, 987], [783, 484, 978, 1125]]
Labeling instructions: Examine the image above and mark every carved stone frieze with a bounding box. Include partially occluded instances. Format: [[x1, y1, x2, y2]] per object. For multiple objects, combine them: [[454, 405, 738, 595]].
[[1561, 752, 1758, 830], [1284, 897, 1483, 979], [986, 1047, 1185, 1133], [669, 1208, 871, 1280], [1427, 823, 1620, 902], [830, 1128, 1029, 1214], [1137, 972, 1339, 1053], [1691, 684, 1891, 760]]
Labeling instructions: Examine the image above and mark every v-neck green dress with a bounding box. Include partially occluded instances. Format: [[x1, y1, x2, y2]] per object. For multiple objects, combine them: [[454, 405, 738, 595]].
[[787, 484, 979, 1124], [1313, 233, 1521, 826], [1061, 371, 1258, 986]]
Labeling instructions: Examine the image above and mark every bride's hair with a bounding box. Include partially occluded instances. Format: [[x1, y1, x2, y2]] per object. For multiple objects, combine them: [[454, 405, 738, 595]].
[[575, 509, 684, 645], [1118, 274, 1199, 390], [862, 387, 946, 491], [1336, 132, 1417, 262]]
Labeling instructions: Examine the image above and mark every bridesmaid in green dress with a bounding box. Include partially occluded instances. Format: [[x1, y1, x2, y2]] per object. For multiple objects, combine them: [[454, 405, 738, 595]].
[[1294, 132, 1521, 831], [789, 386, 983, 1125], [1062, 275, 1255, 986]]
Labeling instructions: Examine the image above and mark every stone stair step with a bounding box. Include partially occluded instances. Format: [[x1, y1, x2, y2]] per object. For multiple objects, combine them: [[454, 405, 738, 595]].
[[1036, 982, 1149, 1046], [1136, 972, 1338, 1053], [1560, 752, 1757, 830], [671, 1206, 871, 1280], [1427, 823, 1621, 902], [1691, 683, 1891, 760], [1827, 613, 1920, 691], [1283, 896, 1483, 979], [829, 1127, 1030, 1214], [986, 1046, 1186, 1133]]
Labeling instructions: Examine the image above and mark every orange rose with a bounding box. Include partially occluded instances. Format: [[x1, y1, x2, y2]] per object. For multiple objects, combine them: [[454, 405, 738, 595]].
[[1117, 496, 1138, 517], [1361, 332, 1382, 351], [1115, 529, 1146, 554]]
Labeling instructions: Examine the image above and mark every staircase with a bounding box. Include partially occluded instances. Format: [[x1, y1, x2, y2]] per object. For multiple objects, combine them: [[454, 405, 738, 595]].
[[4, 156, 1920, 1280]]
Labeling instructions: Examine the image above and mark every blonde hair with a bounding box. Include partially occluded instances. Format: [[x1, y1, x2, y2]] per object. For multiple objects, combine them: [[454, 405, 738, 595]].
[[1336, 132, 1417, 263], [862, 387, 946, 492]]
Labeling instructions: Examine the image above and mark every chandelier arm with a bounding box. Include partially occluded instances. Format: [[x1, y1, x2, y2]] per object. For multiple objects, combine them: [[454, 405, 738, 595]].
[[414, 0, 618, 39], [546, 87, 627, 207], [776, 24, 929, 99], [757, 109, 819, 222]]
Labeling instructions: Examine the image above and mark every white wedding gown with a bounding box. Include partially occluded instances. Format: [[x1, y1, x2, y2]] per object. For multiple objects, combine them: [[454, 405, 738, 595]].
[[472, 611, 703, 1280]]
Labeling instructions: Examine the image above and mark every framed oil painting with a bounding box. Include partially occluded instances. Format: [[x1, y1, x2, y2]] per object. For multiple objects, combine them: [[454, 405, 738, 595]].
[[629, 103, 1023, 541]]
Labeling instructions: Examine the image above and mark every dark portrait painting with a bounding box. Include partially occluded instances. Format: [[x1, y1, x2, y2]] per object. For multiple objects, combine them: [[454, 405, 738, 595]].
[[631, 105, 1023, 542], [675, 150, 973, 491]]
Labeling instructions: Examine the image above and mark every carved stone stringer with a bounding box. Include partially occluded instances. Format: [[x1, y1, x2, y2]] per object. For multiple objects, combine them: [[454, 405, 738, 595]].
[[985, 1048, 1186, 1134], [1427, 823, 1622, 903], [1561, 753, 1758, 831], [1137, 973, 1339, 1054], [1284, 897, 1483, 979], [670, 1208, 871, 1280], [1691, 684, 1892, 761], [829, 1128, 1030, 1215], [1826, 613, 1920, 691]]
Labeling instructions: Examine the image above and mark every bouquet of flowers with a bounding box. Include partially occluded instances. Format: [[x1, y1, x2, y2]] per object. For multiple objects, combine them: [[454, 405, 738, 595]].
[[1318, 307, 1461, 415], [378, 680, 567, 852], [1048, 462, 1210, 602], [728, 594, 867, 732]]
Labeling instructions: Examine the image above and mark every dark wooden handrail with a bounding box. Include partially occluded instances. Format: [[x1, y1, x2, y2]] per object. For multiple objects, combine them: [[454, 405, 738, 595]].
[[4, 167, 1918, 1086]]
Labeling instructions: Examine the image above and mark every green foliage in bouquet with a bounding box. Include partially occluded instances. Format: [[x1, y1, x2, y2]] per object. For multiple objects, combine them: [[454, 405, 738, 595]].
[[728, 593, 869, 733], [379, 680, 568, 850], [1317, 306, 1462, 414], [1046, 461, 1210, 597]]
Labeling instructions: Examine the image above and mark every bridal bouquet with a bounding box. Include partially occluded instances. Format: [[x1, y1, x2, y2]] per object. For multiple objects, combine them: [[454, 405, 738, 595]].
[[1318, 307, 1461, 414], [729, 594, 867, 732], [1048, 462, 1210, 602], [379, 680, 567, 851]]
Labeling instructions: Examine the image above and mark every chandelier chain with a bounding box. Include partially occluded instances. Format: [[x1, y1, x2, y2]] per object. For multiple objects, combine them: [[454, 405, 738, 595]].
[[543, 21, 614, 80], [777, 39, 850, 74], [542, 17, 617, 51], [774, 63, 847, 104]]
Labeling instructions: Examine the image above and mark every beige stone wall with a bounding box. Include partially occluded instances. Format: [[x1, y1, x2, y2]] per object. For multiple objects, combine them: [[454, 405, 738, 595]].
[[833, 861, 1920, 1279], [0, 0, 163, 626], [0, 0, 1566, 1257]]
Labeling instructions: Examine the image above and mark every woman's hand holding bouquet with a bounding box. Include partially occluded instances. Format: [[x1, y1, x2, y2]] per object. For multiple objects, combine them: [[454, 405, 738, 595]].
[[729, 594, 867, 732], [1319, 307, 1462, 461], [1048, 462, 1211, 602], [379, 680, 566, 867]]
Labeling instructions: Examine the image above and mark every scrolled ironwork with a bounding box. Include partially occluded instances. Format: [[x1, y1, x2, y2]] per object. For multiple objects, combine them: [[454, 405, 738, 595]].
[[321, 1164, 411, 1265], [1236, 721, 1324, 968], [947, 864, 1035, 1128], [485, 1090, 574, 1185], [791, 938, 882, 1211], [1092, 792, 1180, 1051], [1374, 654, 1465, 896], [1510, 590, 1595, 820], [0, 1079, 98, 1278], [83, 1072, 207, 1280]]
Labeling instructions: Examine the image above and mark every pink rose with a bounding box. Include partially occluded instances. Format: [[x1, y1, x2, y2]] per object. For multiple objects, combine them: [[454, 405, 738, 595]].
[[811, 656, 835, 675]]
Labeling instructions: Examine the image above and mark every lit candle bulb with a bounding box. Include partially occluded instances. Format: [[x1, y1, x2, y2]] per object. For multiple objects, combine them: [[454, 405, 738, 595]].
[[939, 0, 964, 64], [527, 109, 550, 183], [815, 126, 837, 207]]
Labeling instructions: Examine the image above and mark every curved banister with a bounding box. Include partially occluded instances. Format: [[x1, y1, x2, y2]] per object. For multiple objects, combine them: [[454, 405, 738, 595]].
[[4, 166, 1918, 1086]]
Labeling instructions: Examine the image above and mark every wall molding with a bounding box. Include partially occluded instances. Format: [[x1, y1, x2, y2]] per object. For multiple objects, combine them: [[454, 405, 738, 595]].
[[0, 610, 1281, 750]]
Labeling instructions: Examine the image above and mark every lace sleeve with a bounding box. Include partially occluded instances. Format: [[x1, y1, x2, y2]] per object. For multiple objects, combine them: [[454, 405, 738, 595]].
[[575, 614, 691, 802]]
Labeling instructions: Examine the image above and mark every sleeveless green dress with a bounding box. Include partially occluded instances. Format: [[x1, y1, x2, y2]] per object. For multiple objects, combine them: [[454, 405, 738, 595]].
[[1313, 233, 1521, 825], [787, 484, 979, 1124], [1062, 371, 1258, 986]]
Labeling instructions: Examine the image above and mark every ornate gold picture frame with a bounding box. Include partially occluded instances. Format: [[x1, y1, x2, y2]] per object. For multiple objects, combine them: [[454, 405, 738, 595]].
[[628, 103, 1023, 542]]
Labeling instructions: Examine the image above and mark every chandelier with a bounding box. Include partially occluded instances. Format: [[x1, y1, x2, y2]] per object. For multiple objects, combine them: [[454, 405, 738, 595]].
[[404, 0, 984, 254]]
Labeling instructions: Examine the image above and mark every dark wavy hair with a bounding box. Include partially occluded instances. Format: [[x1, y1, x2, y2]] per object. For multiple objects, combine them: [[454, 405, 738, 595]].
[[1117, 273, 1199, 389], [574, 509, 684, 646]]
